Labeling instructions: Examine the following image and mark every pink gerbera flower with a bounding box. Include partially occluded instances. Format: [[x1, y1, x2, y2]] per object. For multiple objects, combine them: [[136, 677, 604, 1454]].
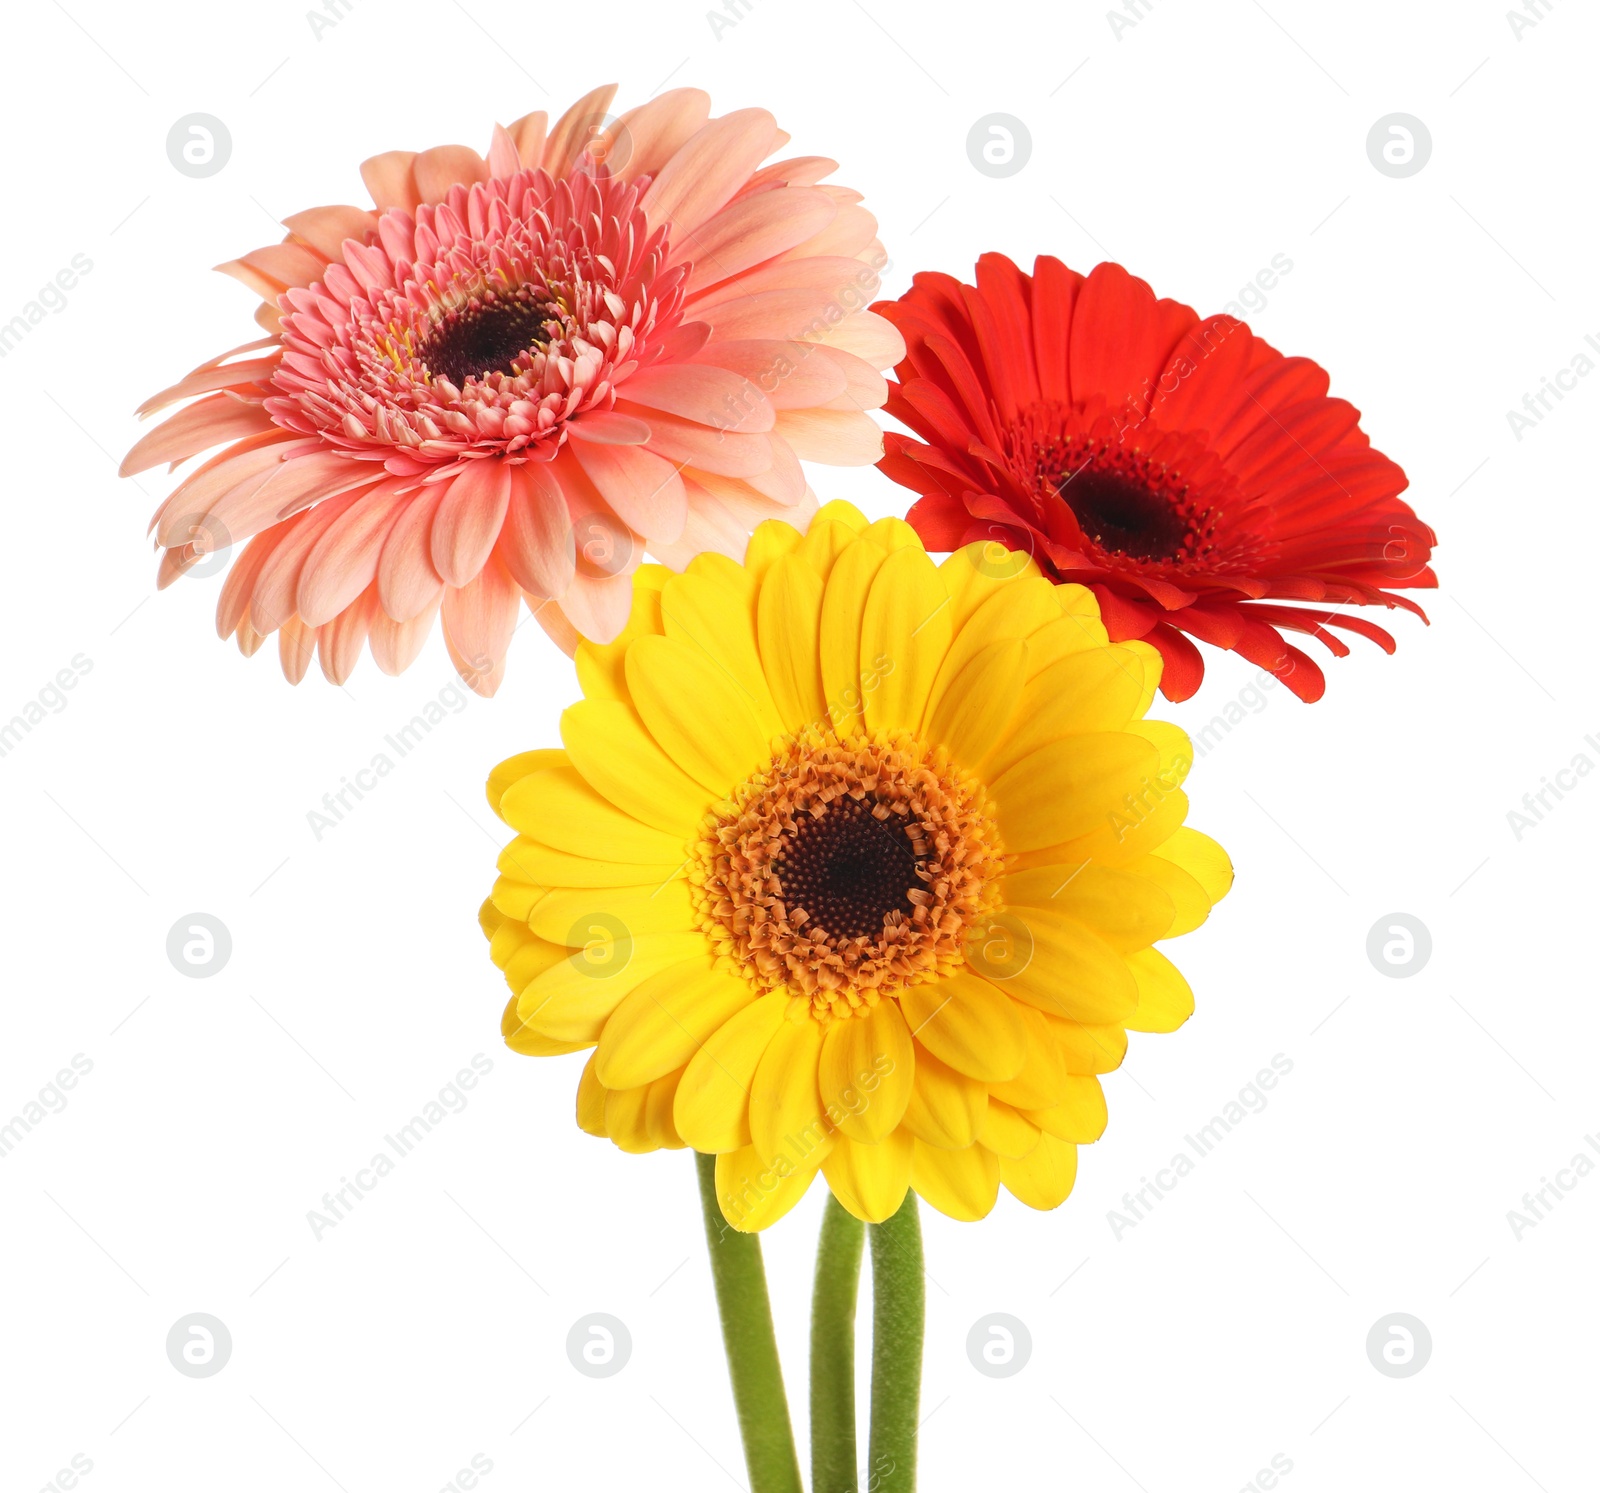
[[124, 85, 902, 693]]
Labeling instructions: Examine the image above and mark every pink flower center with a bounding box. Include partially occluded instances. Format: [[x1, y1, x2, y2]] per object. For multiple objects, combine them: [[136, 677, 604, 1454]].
[[267, 167, 688, 476]]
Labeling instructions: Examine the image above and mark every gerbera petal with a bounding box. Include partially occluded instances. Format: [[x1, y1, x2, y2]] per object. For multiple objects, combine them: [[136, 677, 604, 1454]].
[[625, 634, 771, 792], [715, 1144, 821, 1233], [999, 1132, 1079, 1210], [821, 1130, 913, 1224], [818, 1001, 914, 1143], [595, 957, 754, 1090], [560, 698, 710, 836], [899, 972, 1026, 1083], [672, 993, 789, 1153], [901, 1044, 987, 1150], [910, 1140, 1000, 1221]]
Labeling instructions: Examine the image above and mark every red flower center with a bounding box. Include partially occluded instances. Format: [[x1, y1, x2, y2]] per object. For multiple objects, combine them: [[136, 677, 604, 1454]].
[[1036, 428, 1222, 571]]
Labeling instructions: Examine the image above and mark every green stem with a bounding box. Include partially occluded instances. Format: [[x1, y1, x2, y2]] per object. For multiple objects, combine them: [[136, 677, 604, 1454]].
[[867, 1192, 924, 1493], [810, 1195, 867, 1493], [693, 1152, 804, 1493]]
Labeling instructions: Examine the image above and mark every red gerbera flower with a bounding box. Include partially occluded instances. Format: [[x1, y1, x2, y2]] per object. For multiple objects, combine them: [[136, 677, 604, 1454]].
[[874, 255, 1437, 702]]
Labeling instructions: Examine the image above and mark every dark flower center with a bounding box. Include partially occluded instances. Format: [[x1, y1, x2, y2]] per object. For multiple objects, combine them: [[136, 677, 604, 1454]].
[[775, 798, 921, 940], [417, 289, 557, 386], [1056, 465, 1191, 562]]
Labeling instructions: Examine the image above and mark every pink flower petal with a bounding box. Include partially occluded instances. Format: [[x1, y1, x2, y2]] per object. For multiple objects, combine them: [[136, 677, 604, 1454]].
[[641, 109, 780, 238], [297, 486, 405, 627], [500, 463, 577, 598], [370, 596, 441, 674], [442, 556, 521, 695], [569, 440, 688, 544], [669, 186, 837, 290], [431, 461, 512, 587], [122, 395, 276, 476], [565, 410, 653, 445], [378, 487, 447, 621], [618, 363, 774, 433]]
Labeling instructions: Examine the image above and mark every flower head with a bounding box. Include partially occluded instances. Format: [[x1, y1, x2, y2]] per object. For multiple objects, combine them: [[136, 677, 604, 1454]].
[[874, 255, 1437, 702], [125, 86, 902, 693], [480, 500, 1230, 1229]]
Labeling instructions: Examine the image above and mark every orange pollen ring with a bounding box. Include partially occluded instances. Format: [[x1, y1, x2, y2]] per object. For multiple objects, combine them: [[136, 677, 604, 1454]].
[[690, 729, 1006, 1021]]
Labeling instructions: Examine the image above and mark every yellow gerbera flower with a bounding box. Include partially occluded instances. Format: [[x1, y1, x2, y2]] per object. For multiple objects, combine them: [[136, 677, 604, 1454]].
[[479, 500, 1231, 1230]]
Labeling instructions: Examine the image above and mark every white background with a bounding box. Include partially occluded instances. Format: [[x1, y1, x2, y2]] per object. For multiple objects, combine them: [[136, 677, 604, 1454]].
[[1, 1, 1595, 1489]]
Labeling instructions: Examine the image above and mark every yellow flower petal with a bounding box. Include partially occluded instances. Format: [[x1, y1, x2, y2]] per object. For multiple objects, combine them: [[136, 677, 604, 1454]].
[[577, 1052, 607, 1136], [715, 1144, 822, 1233], [1000, 1131, 1078, 1210], [797, 516, 860, 578], [983, 647, 1152, 777], [561, 698, 710, 836], [1021, 610, 1112, 677], [604, 1079, 661, 1153], [575, 566, 669, 701], [809, 500, 870, 534], [938, 542, 1042, 634], [529, 881, 697, 944], [987, 1003, 1071, 1110], [499, 764, 688, 863], [1152, 826, 1234, 904], [862, 516, 920, 551], [925, 574, 1058, 712], [998, 908, 1139, 1024], [749, 1006, 834, 1168], [1024, 1075, 1107, 1143], [1123, 947, 1195, 1034], [674, 994, 790, 1154], [479, 894, 505, 941], [596, 956, 755, 1090], [910, 1140, 1000, 1221], [756, 552, 827, 734], [823, 1129, 913, 1223], [899, 972, 1027, 1083], [1047, 1015, 1128, 1075], [1012, 785, 1191, 873], [818, 537, 890, 737], [497, 835, 683, 889], [645, 1068, 686, 1150], [488, 918, 568, 987], [977, 1098, 1042, 1159], [742, 517, 803, 587], [1118, 853, 1210, 937], [489, 875, 543, 922], [661, 567, 784, 739], [922, 638, 1027, 770], [900, 1042, 987, 1150], [990, 733, 1160, 852], [861, 544, 951, 736], [487, 748, 567, 819], [517, 936, 706, 1044], [502, 994, 591, 1056], [627, 633, 772, 792], [1000, 863, 1176, 952], [818, 1001, 914, 1143]]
